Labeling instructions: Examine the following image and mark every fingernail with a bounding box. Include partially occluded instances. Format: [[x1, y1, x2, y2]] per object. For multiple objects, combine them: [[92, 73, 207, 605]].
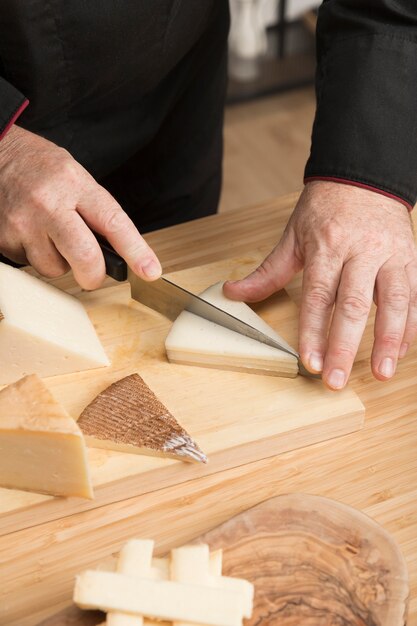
[[142, 259, 161, 279], [399, 343, 409, 359], [309, 352, 323, 372], [327, 369, 346, 389], [379, 357, 395, 378]]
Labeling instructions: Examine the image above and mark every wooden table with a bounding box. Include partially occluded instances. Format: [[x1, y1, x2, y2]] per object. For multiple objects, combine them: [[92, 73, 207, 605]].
[[3, 192, 417, 625]]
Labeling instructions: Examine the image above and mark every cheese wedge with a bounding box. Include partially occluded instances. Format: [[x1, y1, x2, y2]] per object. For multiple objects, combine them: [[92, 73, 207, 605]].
[[0, 261, 109, 385], [165, 281, 298, 378], [77, 374, 207, 463], [0, 374, 93, 498]]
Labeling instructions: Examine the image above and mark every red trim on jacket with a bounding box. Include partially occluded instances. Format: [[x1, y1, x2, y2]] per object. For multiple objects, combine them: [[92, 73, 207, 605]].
[[0, 99, 29, 141], [304, 176, 414, 212]]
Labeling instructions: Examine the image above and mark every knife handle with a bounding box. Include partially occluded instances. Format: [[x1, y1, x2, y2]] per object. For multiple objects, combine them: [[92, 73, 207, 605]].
[[97, 238, 127, 282]]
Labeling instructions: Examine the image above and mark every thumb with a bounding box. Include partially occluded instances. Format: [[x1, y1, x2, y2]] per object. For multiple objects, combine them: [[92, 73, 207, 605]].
[[223, 229, 301, 302]]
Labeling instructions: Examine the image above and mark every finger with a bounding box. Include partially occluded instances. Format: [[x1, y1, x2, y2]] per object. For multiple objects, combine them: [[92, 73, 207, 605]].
[[47, 210, 106, 290], [0, 244, 28, 265], [23, 235, 69, 278], [400, 258, 417, 357], [323, 259, 377, 390], [223, 229, 301, 302], [371, 262, 410, 379], [298, 254, 343, 373], [78, 184, 162, 281]]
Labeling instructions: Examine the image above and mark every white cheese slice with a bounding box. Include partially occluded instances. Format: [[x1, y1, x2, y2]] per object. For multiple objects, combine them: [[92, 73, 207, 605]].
[[74, 569, 247, 626], [171, 545, 253, 623], [0, 262, 109, 385], [165, 281, 298, 377], [107, 539, 154, 626], [0, 374, 93, 498]]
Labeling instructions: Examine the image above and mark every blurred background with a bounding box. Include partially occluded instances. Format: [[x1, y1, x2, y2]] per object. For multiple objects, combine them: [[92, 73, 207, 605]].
[[220, 0, 320, 212]]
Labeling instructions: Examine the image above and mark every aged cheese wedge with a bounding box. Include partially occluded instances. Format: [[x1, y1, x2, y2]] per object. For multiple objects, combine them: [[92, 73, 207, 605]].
[[0, 374, 93, 498], [74, 569, 247, 626], [0, 261, 109, 385], [77, 374, 207, 463], [165, 281, 298, 378]]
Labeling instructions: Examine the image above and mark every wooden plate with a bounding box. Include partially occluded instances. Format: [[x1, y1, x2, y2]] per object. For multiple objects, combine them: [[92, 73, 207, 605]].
[[37, 494, 408, 626]]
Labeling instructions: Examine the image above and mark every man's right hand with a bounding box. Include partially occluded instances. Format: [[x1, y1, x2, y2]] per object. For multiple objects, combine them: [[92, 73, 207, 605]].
[[0, 125, 162, 289]]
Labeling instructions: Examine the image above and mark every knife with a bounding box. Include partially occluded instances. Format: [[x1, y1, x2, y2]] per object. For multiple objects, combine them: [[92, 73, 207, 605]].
[[98, 240, 319, 379]]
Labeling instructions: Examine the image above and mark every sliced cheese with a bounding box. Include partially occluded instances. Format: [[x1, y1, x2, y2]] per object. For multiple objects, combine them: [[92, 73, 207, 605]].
[[146, 550, 222, 584], [171, 544, 213, 626], [165, 281, 298, 378], [74, 569, 246, 626], [0, 374, 93, 498], [77, 374, 207, 463], [107, 540, 154, 626], [171, 545, 253, 623], [0, 261, 109, 385]]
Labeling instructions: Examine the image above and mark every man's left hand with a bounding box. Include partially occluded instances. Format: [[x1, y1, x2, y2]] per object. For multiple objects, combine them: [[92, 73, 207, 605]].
[[224, 181, 417, 389]]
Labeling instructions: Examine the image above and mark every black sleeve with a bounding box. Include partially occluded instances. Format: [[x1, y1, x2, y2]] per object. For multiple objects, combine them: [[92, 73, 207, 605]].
[[0, 76, 28, 140], [304, 0, 417, 210]]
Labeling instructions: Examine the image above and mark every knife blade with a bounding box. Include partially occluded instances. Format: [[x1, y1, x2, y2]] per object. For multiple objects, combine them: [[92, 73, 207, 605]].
[[98, 240, 319, 379]]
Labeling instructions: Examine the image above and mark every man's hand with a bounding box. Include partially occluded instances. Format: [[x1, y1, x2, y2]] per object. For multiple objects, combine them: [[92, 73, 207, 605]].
[[224, 181, 417, 389], [0, 126, 162, 289]]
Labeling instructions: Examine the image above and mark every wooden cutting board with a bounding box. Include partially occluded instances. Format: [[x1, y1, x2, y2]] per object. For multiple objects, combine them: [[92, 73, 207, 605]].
[[0, 255, 364, 536], [36, 494, 408, 626]]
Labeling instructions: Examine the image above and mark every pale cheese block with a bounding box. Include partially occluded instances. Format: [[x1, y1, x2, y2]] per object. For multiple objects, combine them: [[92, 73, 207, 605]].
[[165, 281, 298, 378], [74, 569, 247, 626], [0, 261, 109, 385], [0, 374, 93, 498]]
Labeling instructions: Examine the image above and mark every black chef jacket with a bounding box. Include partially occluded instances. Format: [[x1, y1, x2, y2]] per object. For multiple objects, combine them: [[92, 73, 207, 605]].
[[0, 0, 416, 231], [0, 1, 229, 232]]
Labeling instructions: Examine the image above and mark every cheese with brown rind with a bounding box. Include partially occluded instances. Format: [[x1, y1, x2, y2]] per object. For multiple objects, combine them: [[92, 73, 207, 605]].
[[165, 282, 298, 378], [77, 374, 207, 463], [0, 374, 93, 498]]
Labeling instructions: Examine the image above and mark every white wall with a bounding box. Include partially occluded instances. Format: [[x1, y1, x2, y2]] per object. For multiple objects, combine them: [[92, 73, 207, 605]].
[[230, 0, 321, 27]]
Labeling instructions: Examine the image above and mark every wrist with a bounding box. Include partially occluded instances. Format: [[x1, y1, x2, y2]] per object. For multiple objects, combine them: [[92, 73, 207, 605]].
[[0, 125, 32, 165], [304, 177, 413, 212]]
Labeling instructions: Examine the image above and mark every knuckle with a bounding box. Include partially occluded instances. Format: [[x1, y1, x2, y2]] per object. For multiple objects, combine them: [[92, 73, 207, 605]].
[[102, 209, 127, 235], [28, 183, 50, 208], [338, 293, 370, 322], [330, 343, 356, 362], [379, 332, 403, 349], [321, 220, 345, 251], [38, 263, 68, 279], [6, 210, 29, 236], [381, 287, 410, 310], [305, 284, 334, 311], [59, 158, 81, 184], [254, 258, 279, 286], [410, 288, 417, 308], [75, 244, 100, 267]]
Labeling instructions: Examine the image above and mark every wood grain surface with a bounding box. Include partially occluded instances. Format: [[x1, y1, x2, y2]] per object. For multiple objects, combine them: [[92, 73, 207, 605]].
[[37, 494, 409, 626], [1, 193, 417, 626], [0, 254, 363, 538]]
